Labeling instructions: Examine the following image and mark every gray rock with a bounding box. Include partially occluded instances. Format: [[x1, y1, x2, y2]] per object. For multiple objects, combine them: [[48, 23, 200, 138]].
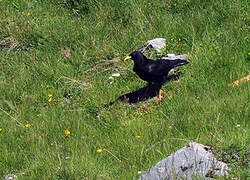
[[147, 38, 166, 52], [4, 174, 17, 180], [138, 142, 229, 180], [162, 54, 189, 60], [136, 38, 188, 60]]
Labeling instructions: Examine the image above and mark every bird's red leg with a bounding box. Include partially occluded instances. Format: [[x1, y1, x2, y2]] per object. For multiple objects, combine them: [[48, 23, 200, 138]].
[[159, 88, 162, 100], [154, 88, 163, 101]]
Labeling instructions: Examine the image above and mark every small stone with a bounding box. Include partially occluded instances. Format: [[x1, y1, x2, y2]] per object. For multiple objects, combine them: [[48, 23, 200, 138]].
[[4, 174, 17, 180]]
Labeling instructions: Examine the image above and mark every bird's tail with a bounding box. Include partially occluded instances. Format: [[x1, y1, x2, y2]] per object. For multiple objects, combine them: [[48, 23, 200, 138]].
[[173, 59, 189, 67]]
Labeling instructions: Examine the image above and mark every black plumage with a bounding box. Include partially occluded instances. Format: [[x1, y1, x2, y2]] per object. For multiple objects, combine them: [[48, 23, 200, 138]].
[[124, 51, 189, 100]]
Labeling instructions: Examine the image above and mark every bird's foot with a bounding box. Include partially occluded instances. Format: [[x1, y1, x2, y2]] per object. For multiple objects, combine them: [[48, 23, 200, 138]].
[[154, 95, 163, 101]]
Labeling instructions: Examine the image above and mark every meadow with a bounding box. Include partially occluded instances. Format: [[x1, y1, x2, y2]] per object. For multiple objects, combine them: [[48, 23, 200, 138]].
[[0, 0, 249, 179]]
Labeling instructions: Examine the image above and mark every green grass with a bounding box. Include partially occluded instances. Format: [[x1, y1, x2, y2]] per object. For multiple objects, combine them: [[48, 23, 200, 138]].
[[0, 0, 249, 179]]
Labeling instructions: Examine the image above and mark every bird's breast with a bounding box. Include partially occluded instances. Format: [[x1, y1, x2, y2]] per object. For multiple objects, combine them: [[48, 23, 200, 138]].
[[133, 66, 164, 83]]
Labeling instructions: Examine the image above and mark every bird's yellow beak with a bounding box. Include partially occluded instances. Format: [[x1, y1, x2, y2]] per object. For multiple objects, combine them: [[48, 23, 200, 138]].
[[124, 56, 132, 61]]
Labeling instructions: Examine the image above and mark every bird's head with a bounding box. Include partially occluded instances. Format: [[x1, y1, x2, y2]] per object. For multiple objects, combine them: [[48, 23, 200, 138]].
[[124, 51, 147, 64]]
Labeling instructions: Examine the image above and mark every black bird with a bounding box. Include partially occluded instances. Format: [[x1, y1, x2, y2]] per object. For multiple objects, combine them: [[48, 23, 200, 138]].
[[124, 51, 189, 101]]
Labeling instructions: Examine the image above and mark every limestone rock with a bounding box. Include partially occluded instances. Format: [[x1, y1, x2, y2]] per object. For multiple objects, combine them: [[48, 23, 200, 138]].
[[138, 142, 229, 180], [136, 38, 188, 60], [163, 54, 189, 60], [147, 38, 166, 52]]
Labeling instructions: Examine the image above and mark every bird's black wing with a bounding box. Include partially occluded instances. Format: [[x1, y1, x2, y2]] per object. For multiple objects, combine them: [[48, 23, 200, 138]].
[[140, 59, 188, 76]]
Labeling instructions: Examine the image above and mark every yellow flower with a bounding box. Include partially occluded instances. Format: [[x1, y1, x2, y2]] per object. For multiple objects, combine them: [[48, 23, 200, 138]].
[[25, 124, 31, 128], [27, 12, 31, 16], [248, 52, 250, 56], [139, 113, 143, 116], [37, 114, 41, 117], [97, 149, 102, 153], [136, 135, 141, 139], [0, 128, 2, 132], [173, 3, 177, 6], [15, 25, 19, 29], [46, 84, 49, 88], [48, 94, 52, 102], [64, 129, 70, 135]]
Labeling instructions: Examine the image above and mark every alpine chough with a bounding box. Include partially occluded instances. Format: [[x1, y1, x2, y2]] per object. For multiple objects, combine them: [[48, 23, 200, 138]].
[[124, 51, 189, 101]]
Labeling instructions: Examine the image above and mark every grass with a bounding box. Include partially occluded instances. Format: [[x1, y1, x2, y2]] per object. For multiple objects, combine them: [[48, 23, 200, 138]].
[[0, 0, 249, 179]]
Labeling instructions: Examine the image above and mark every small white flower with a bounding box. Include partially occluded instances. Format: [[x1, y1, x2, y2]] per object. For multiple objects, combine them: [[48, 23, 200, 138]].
[[108, 76, 113, 80], [138, 171, 142, 174], [236, 124, 240, 128], [112, 73, 120, 77]]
